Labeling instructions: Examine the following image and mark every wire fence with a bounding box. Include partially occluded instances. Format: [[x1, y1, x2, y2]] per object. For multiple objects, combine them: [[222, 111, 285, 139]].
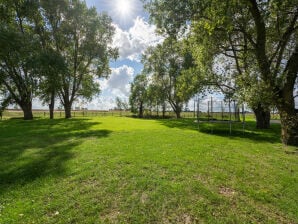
[[1, 110, 132, 119], [1, 109, 198, 119], [1, 109, 279, 120]]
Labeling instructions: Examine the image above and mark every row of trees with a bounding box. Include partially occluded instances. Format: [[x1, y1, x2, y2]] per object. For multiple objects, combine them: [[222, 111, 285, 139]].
[[130, 38, 202, 118], [0, 0, 117, 119], [130, 0, 297, 145]]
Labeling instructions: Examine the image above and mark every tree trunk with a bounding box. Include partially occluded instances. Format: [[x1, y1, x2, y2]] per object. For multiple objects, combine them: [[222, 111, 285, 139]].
[[274, 83, 298, 146], [253, 103, 270, 129], [138, 101, 143, 118], [49, 91, 55, 119], [235, 106, 241, 122], [64, 101, 72, 119], [174, 107, 181, 119], [278, 108, 298, 146], [21, 102, 33, 120], [162, 103, 166, 118]]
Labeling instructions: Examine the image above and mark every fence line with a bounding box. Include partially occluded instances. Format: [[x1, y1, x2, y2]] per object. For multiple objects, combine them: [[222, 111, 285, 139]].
[[2, 110, 132, 118], [1, 109, 279, 120], [2, 110, 202, 119]]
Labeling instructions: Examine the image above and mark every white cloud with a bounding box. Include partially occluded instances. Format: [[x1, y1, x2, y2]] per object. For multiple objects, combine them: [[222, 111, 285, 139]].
[[86, 96, 116, 110], [89, 65, 135, 109], [99, 65, 134, 98], [112, 17, 164, 61]]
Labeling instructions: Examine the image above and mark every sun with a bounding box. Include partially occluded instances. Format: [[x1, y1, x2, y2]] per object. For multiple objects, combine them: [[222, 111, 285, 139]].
[[116, 0, 132, 16], [107, 0, 140, 27]]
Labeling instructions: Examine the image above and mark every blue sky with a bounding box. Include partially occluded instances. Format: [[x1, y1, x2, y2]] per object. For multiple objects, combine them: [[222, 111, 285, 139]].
[[86, 0, 148, 30], [80, 0, 163, 110]]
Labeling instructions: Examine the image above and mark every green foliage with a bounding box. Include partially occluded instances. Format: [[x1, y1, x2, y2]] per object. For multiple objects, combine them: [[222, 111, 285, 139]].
[[115, 97, 129, 111], [0, 0, 117, 119], [142, 38, 202, 118], [34, 50, 67, 104], [39, 0, 117, 118], [129, 73, 148, 117], [0, 0, 44, 119], [144, 0, 298, 145]]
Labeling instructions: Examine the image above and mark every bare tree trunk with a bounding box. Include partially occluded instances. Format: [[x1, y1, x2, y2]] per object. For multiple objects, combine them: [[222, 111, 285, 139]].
[[21, 102, 33, 120], [49, 91, 55, 119], [174, 107, 181, 119], [138, 101, 143, 118], [279, 112, 298, 146], [275, 83, 298, 146], [162, 103, 166, 118], [277, 93, 298, 146], [64, 100, 72, 119], [253, 103, 270, 129]]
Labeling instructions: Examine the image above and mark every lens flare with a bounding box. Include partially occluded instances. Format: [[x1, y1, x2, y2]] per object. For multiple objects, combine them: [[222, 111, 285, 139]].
[[116, 0, 132, 16]]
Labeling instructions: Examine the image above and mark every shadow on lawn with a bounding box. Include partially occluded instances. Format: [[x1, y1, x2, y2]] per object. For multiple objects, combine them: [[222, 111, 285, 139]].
[[156, 118, 281, 144], [0, 118, 112, 194]]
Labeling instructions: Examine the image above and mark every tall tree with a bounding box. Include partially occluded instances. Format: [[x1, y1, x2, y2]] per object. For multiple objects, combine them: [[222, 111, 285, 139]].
[[145, 0, 298, 145], [202, 42, 272, 129], [146, 83, 168, 117], [115, 97, 128, 111], [40, 0, 117, 118], [35, 50, 66, 119], [30, 1, 67, 119], [0, 0, 41, 120], [143, 38, 199, 118], [129, 73, 148, 118]]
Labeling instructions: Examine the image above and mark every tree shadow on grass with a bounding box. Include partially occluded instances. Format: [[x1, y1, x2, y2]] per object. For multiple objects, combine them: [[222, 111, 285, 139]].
[[0, 118, 112, 195], [156, 118, 281, 144]]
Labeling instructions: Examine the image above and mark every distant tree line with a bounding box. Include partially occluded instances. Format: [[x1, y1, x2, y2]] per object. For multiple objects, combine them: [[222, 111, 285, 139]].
[[129, 0, 298, 146], [0, 0, 117, 119]]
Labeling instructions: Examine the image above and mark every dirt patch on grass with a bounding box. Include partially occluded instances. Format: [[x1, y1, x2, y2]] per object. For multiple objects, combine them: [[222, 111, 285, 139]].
[[162, 214, 194, 224], [140, 192, 148, 204], [219, 186, 236, 197], [100, 210, 121, 223]]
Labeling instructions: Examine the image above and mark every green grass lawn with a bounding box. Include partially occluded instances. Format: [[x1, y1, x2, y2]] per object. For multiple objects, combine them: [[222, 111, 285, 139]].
[[0, 117, 297, 223]]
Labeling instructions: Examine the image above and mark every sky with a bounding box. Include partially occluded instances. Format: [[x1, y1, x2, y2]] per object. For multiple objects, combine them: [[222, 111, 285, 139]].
[[81, 0, 163, 110]]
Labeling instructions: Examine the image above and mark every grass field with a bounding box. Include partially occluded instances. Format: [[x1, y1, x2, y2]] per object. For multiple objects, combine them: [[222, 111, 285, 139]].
[[0, 117, 297, 223]]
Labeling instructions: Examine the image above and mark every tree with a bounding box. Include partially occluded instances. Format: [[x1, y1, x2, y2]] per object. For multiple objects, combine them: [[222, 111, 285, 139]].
[[146, 83, 167, 117], [0, 0, 41, 120], [129, 74, 148, 118], [34, 50, 67, 119], [40, 0, 117, 118], [29, 1, 68, 120], [115, 97, 128, 111], [0, 1, 116, 120], [143, 38, 199, 118], [205, 45, 272, 129], [145, 0, 298, 145]]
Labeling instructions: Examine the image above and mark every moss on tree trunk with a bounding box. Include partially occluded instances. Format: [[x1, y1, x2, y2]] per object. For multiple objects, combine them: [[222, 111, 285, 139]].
[[279, 111, 298, 146]]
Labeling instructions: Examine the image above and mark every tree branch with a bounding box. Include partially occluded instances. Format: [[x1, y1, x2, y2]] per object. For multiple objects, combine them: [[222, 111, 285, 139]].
[[247, 0, 271, 82], [271, 8, 298, 76]]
